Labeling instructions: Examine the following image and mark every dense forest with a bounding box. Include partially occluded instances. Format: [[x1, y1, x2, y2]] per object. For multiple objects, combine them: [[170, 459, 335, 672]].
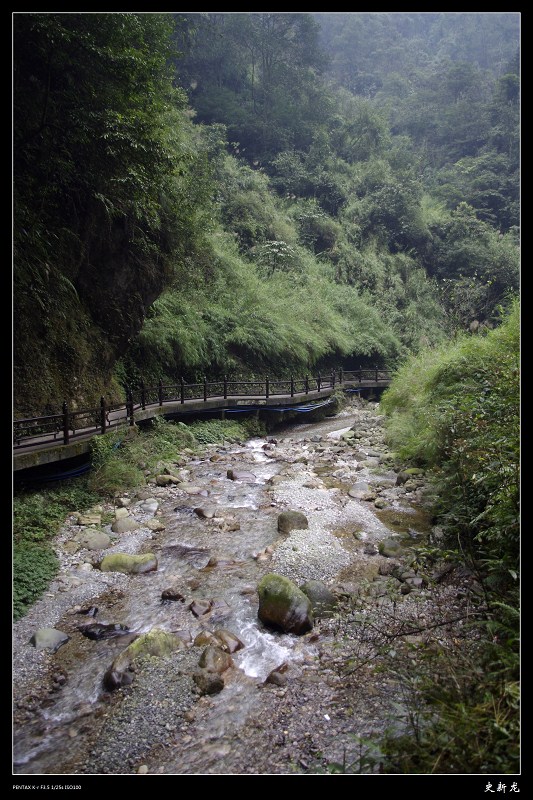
[[13, 12, 520, 776], [14, 11, 519, 415]]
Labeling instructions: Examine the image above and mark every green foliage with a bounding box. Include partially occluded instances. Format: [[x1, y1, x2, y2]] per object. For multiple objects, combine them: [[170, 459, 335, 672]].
[[88, 418, 198, 495], [240, 416, 268, 438], [379, 301, 519, 773], [380, 640, 519, 773], [13, 13, 214, 415], [188, 419, 245, 445], [13, 543, 59, 621], [13, 479, 100, 619], [425, 203, 519, 327], [175, 13, 330, 163], [13, 482, 100, 544], [88, 459, 144, 497], [128, 224, 401, 381], [14, 12, 519, 418]]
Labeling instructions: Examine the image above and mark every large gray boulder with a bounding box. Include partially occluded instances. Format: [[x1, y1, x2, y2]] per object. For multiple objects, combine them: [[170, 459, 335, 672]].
[[110, 517, 140, 534], [257, 573, 313, 635], [348, 482, 376, 501], [300, 580, 338, 618], [75, 530, 112, 550], [30, 628, 69, 652], [277, 511, 309, 534]]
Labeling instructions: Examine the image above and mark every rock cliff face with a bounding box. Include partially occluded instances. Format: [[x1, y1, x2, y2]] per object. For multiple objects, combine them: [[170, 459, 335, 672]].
[[14, 209, 172, 417]]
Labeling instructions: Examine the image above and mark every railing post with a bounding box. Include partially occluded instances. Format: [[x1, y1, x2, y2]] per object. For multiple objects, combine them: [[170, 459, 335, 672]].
[[100, 396, 106, 434], [331, 371, 335, 389], [359, 365, 363, 384], [223, 375, 228, 400], [305, 375, 309, 394], [62, 401, 70, 445], [265, 375, 270, 400], [180, 377, 185, 404], [140, 380, 146, 410], [317, 373, 321, 392], [375, 365, 379, 383], [203, 377, 207, 402], [158, 379, 163, 407], [290, 376, 294, 397], [340, 368, 344, 384]]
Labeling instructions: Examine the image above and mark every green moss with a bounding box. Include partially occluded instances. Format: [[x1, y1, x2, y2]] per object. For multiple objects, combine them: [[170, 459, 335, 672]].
[[126, 628, 183, 659], [99, 553, 158, 574]]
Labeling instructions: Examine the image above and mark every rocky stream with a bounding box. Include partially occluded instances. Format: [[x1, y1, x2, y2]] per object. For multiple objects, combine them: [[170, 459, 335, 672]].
[[12, 399, 477, 776]]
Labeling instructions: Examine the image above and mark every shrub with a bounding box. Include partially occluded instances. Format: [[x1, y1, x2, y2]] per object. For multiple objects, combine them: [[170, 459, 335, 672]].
[[13, 543, 59, 620], [378, 300, 519, 773], [188, 419, 245, 444]]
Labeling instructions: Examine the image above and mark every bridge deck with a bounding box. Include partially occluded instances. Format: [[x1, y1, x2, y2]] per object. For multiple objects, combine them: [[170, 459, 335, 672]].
[[13, 377, 390, 471]]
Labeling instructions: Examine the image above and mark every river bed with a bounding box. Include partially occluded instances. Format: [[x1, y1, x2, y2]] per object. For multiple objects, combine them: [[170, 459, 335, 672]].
[[13, 399, 469, 775]]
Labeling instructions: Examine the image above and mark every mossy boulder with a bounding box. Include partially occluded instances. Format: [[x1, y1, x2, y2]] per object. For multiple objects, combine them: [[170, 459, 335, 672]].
[[257, 573, 313, 635], [110, 517, 140, 534], [300, 580, 338, 618], [378, 538, 404, 558], [126, 628, 183, 659], [277, 511, 309, 534], [103, 628, 184, 691], [99, 552, 158, 574]]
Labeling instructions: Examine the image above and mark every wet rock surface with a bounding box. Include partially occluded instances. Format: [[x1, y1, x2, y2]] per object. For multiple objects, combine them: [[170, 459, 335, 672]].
[[12, 399, 477, 775], [258, 573, 314, 635]]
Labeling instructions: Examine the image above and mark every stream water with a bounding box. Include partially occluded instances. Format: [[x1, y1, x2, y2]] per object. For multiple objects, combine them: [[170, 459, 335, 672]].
[[13, 404, 432, 775]]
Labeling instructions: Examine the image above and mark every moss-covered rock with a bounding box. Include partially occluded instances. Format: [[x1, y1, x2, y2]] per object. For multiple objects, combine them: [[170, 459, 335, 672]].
[[103, 628, 184, 691], [378, 538, 404, 558], [127, 628, 183, 659], [99, 552, 158, 574], [277, 511, 309, 534], [257, 573, 313, 635]]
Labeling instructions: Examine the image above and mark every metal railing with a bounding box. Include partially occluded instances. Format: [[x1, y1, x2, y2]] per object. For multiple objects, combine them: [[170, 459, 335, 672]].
[[14, 368, 391, 451]]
